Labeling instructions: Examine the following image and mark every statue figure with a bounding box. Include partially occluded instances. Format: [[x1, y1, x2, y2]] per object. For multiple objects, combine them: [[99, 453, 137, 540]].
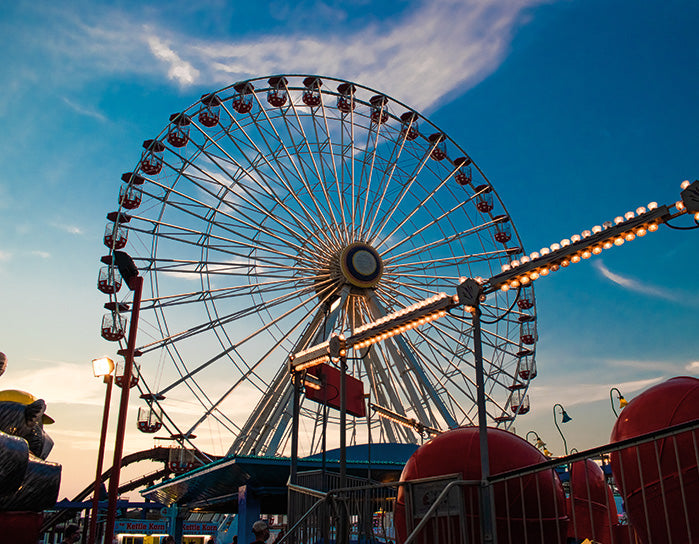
[[0, 352, 62, 543]]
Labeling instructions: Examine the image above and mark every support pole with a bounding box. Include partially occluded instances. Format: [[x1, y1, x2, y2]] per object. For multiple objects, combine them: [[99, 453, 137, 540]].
[[104, 275, 143, 544], [288, 370, 301, 535], [473, 305, 496, 543], [88, 374, 113, 544]]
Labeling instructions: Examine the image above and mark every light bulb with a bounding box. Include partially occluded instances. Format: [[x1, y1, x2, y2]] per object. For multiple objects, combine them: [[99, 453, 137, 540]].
[[624, 232, 635, 241], [540, 268, 550, 276], [695, 212, 699, 221], [520, 256, 530, 264], [511, 259, 520, 267], [550, 243, 561, 251], [520, 276, 530, 285], [614, 216, 624, 225], [560, 260, 570, 267], [592, 225, 602, 234], [624, 211, 635, 220], [581, 250, 592, 259], [582, 230, 592, 238], [636, 206, 647, 215], [592, 246, 602, 255], [648, 223, 659, 232], [676, 201, 686, 212], [550, 264, 559, 272], [603, 221, 613, 229], [614, 237, 624, 246], [510, 280, 520, 288], [540, 247, 550, 255], [635, 227, 647, 237], [571, 255, 581, 263], [529, 251, 540, 260], [648, 202, 658, 210], [603, 240, 613, 249], [530, 271, 539, 280], [501, 284, 510, 292], [681, 180, 690, 190], [560, 239, 570, 247], [571, 234, 581, 243]]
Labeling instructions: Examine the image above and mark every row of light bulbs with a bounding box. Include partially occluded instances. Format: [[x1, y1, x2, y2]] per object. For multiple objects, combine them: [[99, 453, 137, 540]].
[[352, 309, 448, 350], [351, 292, 453, 336], [498, 203, 663, 292]]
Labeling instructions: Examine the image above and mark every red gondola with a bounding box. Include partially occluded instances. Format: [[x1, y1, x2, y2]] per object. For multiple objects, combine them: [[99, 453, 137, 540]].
[[302, 77, 322, 106], [370, 95, 389, 124], [428, 133, 447, 160], [167, 113, 191, 148], [198, 93, 222, 127]]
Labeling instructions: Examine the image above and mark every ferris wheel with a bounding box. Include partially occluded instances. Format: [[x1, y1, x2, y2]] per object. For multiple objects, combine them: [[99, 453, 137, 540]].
[[98, 75, 538, 461]]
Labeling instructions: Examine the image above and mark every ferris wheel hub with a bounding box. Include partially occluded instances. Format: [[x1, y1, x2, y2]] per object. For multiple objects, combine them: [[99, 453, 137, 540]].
[[339, 242, 383, 289]]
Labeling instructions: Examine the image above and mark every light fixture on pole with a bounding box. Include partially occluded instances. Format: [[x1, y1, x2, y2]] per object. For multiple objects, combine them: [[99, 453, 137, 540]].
[[88, 357, 114, 544], [525, 430, 551, 457], [102, 250, 143, 544], [610, 387, 629, 417], [553, 403, 572, 456]]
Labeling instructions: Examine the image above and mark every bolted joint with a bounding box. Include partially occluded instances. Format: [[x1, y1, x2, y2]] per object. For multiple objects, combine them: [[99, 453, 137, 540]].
[[457, 278, 483, 308]]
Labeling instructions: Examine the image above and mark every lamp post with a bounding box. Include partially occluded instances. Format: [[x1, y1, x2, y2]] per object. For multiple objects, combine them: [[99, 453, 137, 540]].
[[525, 430, 552, 457], [553, 403, 572, 456], [103, 251, 143, 544], [88, 357, 114, 544], [610, 387, 628, 417]]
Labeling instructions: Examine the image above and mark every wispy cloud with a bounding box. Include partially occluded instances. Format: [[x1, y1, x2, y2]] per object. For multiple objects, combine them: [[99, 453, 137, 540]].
[[593, 260, 694, 304], [686, 361, 699, 373], [146, 34, 200, 86], [0, 250, 11, 261], [529, 376, 664, 408], [32, 0, 547, 112], [31, 250, 51, 259], [61, 96, 107, 122], [51, 222, 84, 235]]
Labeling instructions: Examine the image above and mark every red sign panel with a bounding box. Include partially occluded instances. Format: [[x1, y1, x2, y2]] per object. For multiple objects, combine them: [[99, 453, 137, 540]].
[[305, 363, 366, 417]]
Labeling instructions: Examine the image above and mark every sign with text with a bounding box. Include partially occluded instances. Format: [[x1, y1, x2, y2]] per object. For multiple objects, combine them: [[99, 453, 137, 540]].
[[115, 519, 217, 535]]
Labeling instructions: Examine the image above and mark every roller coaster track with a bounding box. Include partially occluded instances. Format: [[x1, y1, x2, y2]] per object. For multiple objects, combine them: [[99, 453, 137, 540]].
[[40, 446, 217, 533]]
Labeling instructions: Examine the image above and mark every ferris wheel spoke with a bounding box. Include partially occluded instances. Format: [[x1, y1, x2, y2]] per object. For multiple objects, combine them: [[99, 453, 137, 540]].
[[385, 248, 515, 274], [355, 113, 385, 239], [127, 221, 323, 276], [370, 157, 458, 248], [170, 136, 328, 254], [138, 277, 336, 359], [313, 104, 349, 242], [382, 218, 506, 266], [314, 93, 350, 242], [136, 169, 317, 261], [213, 105, 335, 243], [180, 292, 337, 442], [244, 95, 345, 247], [380, 196, 475, 257], [362, 122, 414, 241], [280, 97, 343, 238]]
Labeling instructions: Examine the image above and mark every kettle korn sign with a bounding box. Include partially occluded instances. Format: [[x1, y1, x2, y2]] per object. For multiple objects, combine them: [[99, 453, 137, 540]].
[[115, 520, 217, 535]]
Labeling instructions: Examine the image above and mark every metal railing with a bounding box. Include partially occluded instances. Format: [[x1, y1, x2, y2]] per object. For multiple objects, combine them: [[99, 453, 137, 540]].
[[280, 418, 698, 544]]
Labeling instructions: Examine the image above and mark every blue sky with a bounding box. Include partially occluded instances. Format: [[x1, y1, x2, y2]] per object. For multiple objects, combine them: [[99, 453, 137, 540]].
[[0, 0, 697, 499]]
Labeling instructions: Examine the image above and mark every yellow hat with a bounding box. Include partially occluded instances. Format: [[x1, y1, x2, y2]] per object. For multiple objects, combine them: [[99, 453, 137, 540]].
[[0, 389, 55, 424]]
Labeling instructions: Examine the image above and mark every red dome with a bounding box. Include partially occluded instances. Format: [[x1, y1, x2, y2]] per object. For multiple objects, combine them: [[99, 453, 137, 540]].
[[567, 459, 618, 543], [610, 376, 699, 544], [394, 427, 567, 543]]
